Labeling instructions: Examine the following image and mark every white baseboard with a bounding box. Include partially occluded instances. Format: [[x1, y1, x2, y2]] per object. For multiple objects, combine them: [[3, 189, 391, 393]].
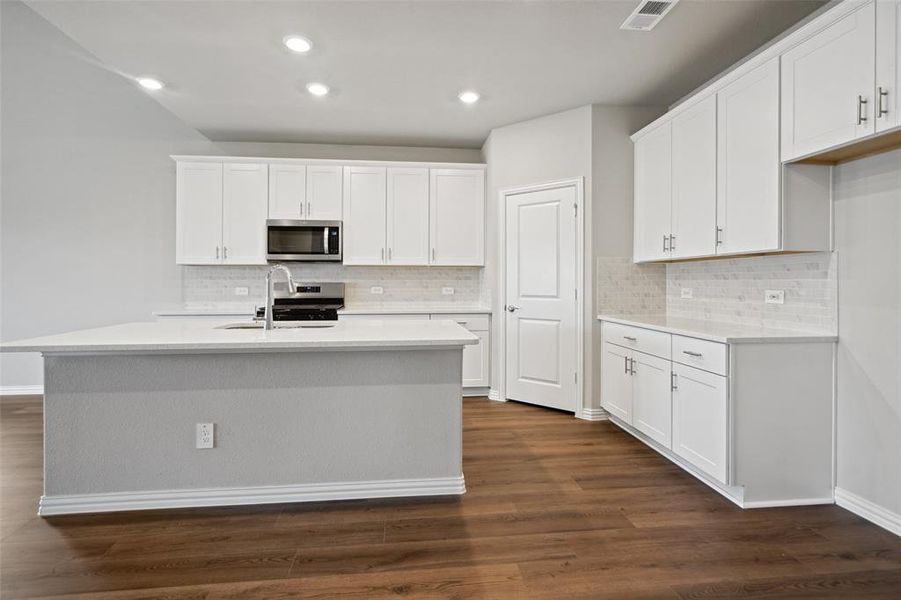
[[463, 387, 490, 398], [487, 388, 504, 401], [576, 407, 608, 421], [39, 475, 466, 516], [0, 385, 43, 396], [835, 487, 901, 537]]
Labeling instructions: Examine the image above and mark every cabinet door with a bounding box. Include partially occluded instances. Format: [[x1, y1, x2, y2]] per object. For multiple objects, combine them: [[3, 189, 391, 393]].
[[781, 1, 876, 160], [633, 123, 672, 262], [342, 167, 387, 265], [306, 166, 343, 220], [387, 168, 430, 265], [462, 330, 490, 387], [176, 161, 223, 265], [429, 169, 485, 266], [876, 0, 901, 132], [672, 363, 729, 484], [632, 351, 673, 448], [222, 163, 268, 265], [268, 164, 306, 219], [717, 59, 781, 254], [601, 343, 633, 422], [671, 95, 717, 259]]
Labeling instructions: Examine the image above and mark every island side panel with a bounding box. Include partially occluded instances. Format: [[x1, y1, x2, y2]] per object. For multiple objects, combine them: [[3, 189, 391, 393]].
[[43, 349, 463, 498]]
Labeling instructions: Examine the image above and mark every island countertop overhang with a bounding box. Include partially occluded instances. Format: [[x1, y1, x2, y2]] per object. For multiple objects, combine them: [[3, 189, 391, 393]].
[[1, 319, 479, 355]]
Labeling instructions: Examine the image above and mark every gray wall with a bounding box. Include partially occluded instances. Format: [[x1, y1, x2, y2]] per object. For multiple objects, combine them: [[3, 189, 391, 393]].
[[481, 106, 592, 406], [212, 141, 482, 164], [834, 148, 901, 521], [0, 1, 214, 389]]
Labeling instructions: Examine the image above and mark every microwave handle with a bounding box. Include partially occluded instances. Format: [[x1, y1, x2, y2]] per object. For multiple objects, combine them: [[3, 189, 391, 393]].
[[323, 227, 329, 254]]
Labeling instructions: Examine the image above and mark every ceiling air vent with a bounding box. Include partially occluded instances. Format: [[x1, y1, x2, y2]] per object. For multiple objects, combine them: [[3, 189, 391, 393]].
[[621, 0, 680, 31]]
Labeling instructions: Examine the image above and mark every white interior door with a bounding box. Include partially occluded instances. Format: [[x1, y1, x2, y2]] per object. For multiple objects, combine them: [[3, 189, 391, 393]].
[[505, 185, 578, 412], [387, 168, 429, 265]]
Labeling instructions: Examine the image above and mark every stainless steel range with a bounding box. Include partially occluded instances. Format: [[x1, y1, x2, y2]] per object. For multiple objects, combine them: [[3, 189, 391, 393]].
[[255, 282, 345, 325]]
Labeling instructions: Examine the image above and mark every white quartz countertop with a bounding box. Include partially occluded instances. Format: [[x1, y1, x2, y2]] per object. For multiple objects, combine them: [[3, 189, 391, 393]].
[[597, 314, 837, 344], [152, 305, 492, 317], [1, 320, 478, 354]]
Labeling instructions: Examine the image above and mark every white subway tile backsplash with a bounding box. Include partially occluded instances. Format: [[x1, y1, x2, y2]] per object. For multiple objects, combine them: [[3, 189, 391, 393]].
[[182, 265, 488, 311], [596, 257, 666, 317]]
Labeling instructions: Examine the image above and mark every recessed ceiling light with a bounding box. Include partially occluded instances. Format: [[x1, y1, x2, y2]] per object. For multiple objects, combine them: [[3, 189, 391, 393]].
[[306, 82, 330, 97], [284, 36, 313, 53], [137, 77, 164, 91], [458, 90, 480, 104]]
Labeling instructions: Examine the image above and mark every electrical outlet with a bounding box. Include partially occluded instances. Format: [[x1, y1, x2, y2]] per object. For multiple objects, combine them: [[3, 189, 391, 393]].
[[681, 288, 693, 299], [196, 423, 214, 449], [442, 287, 455, 295], [234, 286, 249, 296], [370, 286, 384, 295], [765, 290, 785, 305]]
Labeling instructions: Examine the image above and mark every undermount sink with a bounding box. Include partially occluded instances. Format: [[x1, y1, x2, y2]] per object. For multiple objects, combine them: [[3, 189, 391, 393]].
[[216, 322, 336, 330]]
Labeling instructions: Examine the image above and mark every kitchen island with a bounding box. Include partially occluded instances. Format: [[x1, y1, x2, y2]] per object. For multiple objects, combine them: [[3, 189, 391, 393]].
[[2, 319, 477, 515]]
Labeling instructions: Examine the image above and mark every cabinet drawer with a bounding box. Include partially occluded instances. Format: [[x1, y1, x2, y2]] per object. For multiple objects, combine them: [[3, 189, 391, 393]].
[[431, 313, 489, 331], [672, 335, 728, 376], [602, 321, 671, 360]]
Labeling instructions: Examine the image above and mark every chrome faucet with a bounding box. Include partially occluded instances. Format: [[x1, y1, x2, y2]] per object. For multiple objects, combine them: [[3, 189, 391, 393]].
[[264, 264, 295, 330]]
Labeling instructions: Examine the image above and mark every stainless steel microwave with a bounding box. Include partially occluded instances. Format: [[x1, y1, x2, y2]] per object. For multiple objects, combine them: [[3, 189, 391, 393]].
[[266, 220, 342, 262]]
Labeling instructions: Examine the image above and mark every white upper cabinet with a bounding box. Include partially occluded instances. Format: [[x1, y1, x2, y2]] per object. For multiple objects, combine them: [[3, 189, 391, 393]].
[[176, 162, 223, 265], [386, 168, 430, 265], [781, 1, 876, 161], [342, 167, 387, 265], [306, 166, 343, 220], [717, 59, 781, 255], [633, 123, 673, 262], [268, 164, 306, 220], [671, 95, 717, 259], [429, 169, 485, 266], [876, 0, 901, 132], [222, 163, 268, 265]]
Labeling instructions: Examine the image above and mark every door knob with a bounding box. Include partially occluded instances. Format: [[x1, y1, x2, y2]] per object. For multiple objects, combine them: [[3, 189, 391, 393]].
[[506, 304, 520, 312]]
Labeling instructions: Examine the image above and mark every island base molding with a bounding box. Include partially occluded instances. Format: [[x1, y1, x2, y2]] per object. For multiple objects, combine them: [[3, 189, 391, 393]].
[[38, 476, 466, 516], [834, 488, 901, 538]]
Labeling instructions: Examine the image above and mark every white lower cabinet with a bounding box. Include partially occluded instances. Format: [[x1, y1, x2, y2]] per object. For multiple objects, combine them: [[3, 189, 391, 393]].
[[600, 318, 835, 508], [632, 352, 673, 448], [672, 363, 728, 484]]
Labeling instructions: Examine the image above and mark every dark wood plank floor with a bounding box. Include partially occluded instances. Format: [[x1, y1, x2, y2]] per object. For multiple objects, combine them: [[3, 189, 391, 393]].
[[2, 395, 900, 599]]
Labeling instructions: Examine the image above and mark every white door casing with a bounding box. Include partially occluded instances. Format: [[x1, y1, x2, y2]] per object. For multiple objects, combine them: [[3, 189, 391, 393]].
[[504, 184, 578, 413]]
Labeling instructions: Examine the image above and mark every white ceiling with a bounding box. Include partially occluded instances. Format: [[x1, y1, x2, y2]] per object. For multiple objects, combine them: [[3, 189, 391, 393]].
[[27, 0, 827, 148]]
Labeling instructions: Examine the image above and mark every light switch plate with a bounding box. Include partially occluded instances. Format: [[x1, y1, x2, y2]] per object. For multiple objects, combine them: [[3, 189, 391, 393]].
[[765, 290, 785, 305], [442, 287, 455, 295], [370, 286, 384, 295], [681, 288, 693, 299], [234, 286, 249, 296]]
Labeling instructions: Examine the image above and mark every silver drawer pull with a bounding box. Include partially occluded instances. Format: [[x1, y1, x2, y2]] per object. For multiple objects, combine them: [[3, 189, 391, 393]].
[[623, 336, 637, 342], [682, 350, 703, 358], [455, 321, 468, 325]]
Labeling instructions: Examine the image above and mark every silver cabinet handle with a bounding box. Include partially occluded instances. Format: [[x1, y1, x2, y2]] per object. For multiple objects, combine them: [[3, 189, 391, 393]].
[[381, 248, 385, 263], [663, 235, 669, 253], [223, 246, 228, 259], [624, 356, 629, 374], [857, 95, 868, 124], [682, 350, 703, 357], [671, 372, 678, 391], [506, 304, 520, 313], [629, 358, 636, 375], [715, 226, 723, 246], [307, 201, 311, 216], [388, 248, 392, 261], [431, 248, 436, 261], [878, 87, 889, 118], [623, 336, 637, 342], [669, 234, 676, 252], [216, 246, 220, 260]]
